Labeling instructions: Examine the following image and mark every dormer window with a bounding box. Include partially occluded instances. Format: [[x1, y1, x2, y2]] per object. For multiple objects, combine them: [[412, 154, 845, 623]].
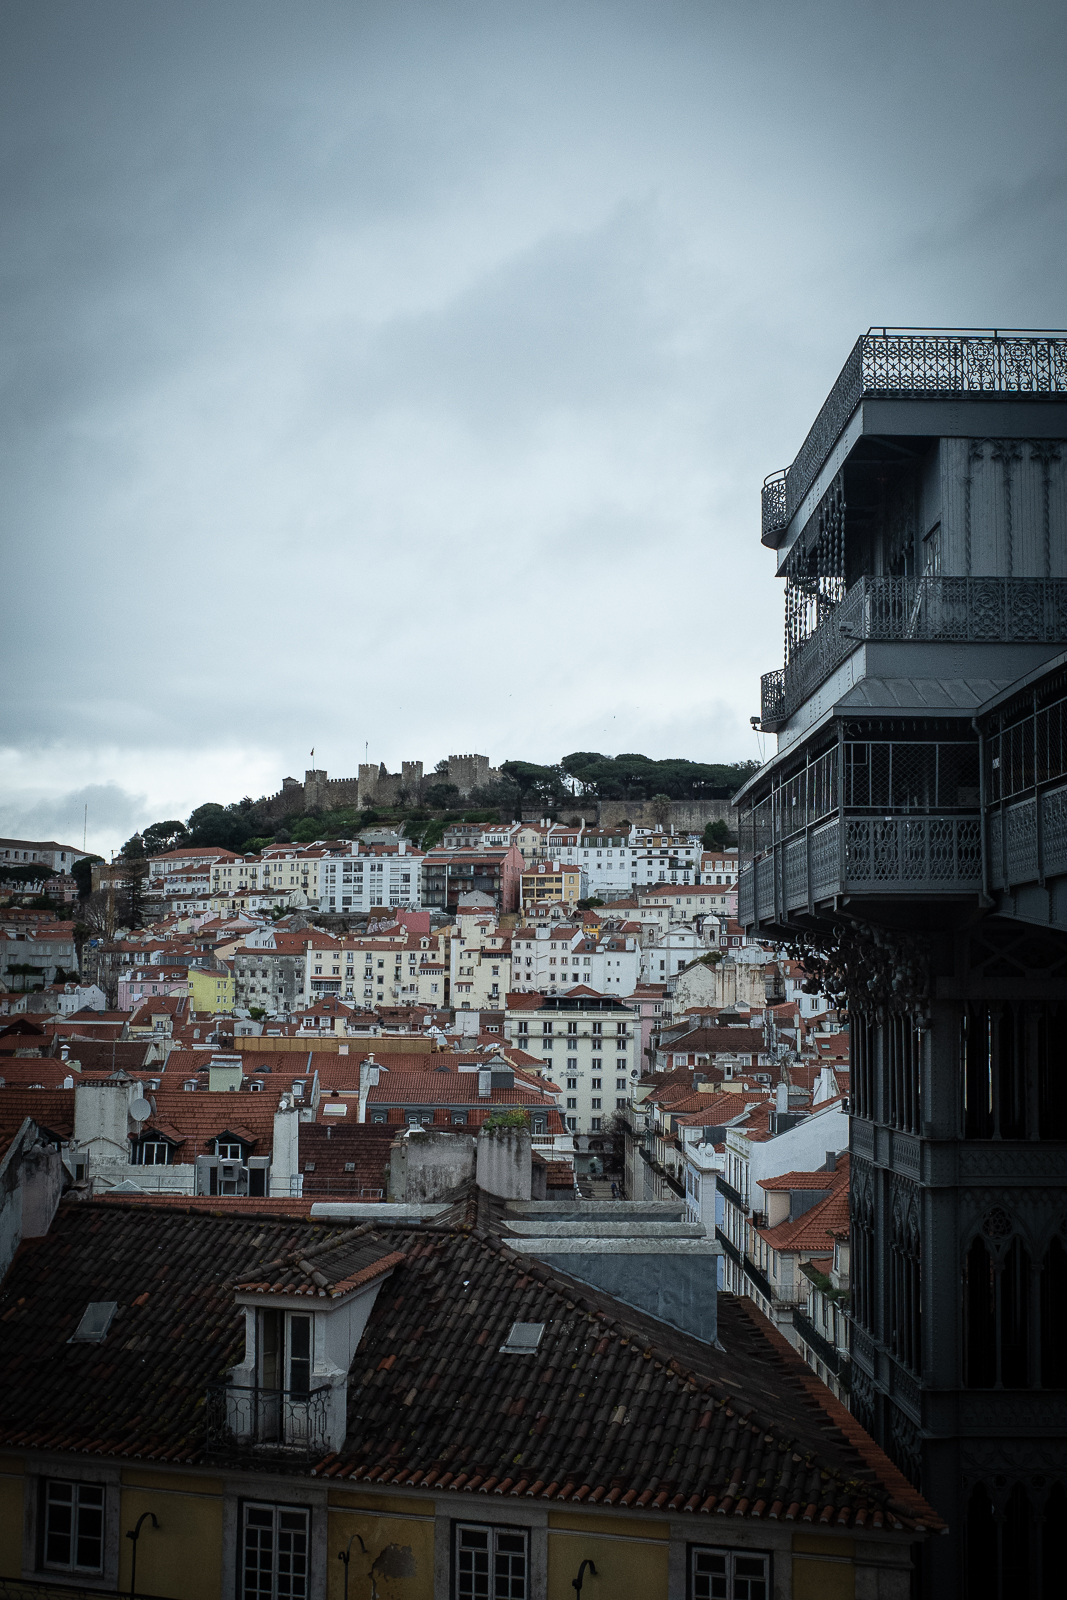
[[131, 1135, 173, 1166]]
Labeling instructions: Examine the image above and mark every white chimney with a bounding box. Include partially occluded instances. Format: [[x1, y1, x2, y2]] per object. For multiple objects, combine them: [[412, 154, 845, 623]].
[[478, 1068, 492, 1099], [775, 1082, 788, 1115]]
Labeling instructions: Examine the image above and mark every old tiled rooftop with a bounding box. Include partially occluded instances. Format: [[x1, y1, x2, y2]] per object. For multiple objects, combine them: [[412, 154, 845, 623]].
[[0, 1198, 938, 1532]]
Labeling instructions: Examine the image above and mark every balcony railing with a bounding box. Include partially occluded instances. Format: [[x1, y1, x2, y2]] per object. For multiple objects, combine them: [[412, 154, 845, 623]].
[[761, 575, 1067, 731], [989, 780, 1067, 891], [793, 1306, 847, 1378], [740, 812, 981, 925], [204, 1381, 331, 1458], [761, 329, 1067, 541]]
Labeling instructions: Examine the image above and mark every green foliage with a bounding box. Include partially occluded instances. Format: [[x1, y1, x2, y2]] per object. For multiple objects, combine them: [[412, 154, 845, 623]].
[[291, 817, 326, 843], [248, 1006, 267, 1020], [414, 820, 447, 850], [468, 779, 522, 816], [141, 820, 190, 855], [648, 792, 672, 826], [118, 833, 146, 860], [499, 760, 567, 806], [481, 1108, 530, 1132], [186, 802, 255, 851], [423, 782, 461, 808], [1, 862, 56, 886], [242, 837, 276, 854], [559, 752, 759, 801], [702, 819, 737, 850], [72, 856, 103, 899], [577, 897, 604, 910]]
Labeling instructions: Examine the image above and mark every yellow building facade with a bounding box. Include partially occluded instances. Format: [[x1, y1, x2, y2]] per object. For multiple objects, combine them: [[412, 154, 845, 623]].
[[187, 965, 236, 1014], [0, 1454, 917, 1599]]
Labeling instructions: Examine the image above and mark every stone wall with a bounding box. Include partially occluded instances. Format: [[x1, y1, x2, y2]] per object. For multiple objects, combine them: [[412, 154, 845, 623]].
[[596, 798, 737, 831]]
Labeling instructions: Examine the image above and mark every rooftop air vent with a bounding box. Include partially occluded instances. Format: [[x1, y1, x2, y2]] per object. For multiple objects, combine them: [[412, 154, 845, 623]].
[[69, 1301, 119, 1344]]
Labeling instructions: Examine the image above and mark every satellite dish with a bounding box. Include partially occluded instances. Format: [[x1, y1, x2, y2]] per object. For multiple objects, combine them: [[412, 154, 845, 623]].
[[129, 1097, 152, 1122]]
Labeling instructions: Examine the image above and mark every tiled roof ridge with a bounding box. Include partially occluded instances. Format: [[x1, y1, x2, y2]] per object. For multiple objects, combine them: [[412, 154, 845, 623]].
[[312, 1226, 933, 1529], [733, 1299, 942, 1530], [463, 1231, 910, 1512]]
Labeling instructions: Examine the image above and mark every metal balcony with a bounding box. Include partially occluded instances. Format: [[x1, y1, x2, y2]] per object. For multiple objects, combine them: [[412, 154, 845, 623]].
[[761, 575, 1067, 731], [739, 812, 981, 926], [204, 1381, 331, 1458], [761, 329, 1067, 545]]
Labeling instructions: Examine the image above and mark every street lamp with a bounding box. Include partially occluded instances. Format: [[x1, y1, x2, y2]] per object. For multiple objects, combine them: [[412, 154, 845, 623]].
[[125, 1511, 159, 1598], [338, 1533, 368, 1600]]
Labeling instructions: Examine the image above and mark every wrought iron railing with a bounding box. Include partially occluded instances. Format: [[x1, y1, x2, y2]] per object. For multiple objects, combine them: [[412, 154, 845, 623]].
[[761, 575, 1067, 729], [793, 1307, 848, 1378], [762, 329, 1067, 540], [204, 1381, 331, 1457], [989, 781, 1067, 890], [738, 813, 981, 925]]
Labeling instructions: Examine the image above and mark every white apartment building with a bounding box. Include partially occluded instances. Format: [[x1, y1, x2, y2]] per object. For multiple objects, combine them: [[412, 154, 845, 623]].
[[451, 921, 511, 1009], [318, 843, 422, 912], [700, 848, 739, 885], [505, 993, 638, 1134], [305, 933, 446, 1008], [509, 924, 641, 996], [639, 924, 718, 984]]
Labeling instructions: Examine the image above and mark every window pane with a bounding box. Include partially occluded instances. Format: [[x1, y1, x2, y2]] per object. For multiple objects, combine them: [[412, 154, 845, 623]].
[[44, 1484, 72, 1567]]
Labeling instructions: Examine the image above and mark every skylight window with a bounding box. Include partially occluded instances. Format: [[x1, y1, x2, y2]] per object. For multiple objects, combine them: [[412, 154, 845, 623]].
[[69, 1301, 118, 1344], [499, 1321, 545, 1355]]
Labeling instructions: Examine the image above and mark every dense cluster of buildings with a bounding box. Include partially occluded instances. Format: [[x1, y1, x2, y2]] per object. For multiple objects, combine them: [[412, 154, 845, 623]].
[[1, 327, 1057, 1596]]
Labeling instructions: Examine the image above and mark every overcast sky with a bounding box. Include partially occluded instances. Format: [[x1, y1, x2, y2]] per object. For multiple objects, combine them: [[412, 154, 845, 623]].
[[2, 0, 1065, 856]]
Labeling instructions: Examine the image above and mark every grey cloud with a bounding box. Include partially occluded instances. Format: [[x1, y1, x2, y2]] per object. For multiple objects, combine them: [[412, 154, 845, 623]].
[[1, 0, 1065, 819], [0, 783, 147, 849]]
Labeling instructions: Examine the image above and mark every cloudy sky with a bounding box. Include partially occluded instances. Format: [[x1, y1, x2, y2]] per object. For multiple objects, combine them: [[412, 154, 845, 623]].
[[2, 0, 1065, 856]]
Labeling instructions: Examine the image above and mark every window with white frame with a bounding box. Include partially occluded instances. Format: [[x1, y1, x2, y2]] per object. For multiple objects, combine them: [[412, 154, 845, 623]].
[[454, 1522, 528, 1600], [42, 1479, 105, 1574], [690, 1544, 769, 1599], [132, 1137, 171, 1166], [241, 1502, 309, 1600]]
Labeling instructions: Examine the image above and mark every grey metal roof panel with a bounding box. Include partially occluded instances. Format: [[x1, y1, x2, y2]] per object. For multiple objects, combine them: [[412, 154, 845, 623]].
[[835, 677, 1013, 713], [976, 650, 1067, 718]]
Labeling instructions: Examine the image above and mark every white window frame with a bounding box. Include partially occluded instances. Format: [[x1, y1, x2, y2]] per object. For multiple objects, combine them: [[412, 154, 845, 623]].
[[453, 1521, 529, 1600], [41, 1479, 106, 1575], [689, 1543, 770, 1599], [240, 1500, 310, 1600]]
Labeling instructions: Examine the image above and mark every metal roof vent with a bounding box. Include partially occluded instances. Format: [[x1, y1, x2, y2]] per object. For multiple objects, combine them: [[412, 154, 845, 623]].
[[499, 1321, 545, 1356], [69, 1301, 118, 1344]]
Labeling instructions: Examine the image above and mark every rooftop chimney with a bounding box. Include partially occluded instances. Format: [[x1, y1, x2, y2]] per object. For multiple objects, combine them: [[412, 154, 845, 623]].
[[825, 1151, 837, 1172], [775, 1082, 788, 1115]]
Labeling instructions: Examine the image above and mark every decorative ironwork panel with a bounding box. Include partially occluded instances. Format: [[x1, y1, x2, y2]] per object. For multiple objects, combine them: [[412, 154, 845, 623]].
[[1004, 798, 1039, 884], [810, 820, 840, 898], [781, 330, 1067, 522], [892, 1132, 921, 1178], [851, 1324, 876, 1370], [989, 812, 1004, 889], [755, 859, 774, 920], [738, 867, 754, 925], [852, 1118, 874, 1158], [766, 575, 1067, 730], [784, 837, 806, 910], [761, 469, 787, 538], [844, 817, 981, 889], [1042, 784, 1067, 877]]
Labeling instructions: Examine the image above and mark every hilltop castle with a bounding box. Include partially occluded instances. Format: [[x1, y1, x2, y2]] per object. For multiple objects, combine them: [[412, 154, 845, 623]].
[[259, 754, 501, 820]]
